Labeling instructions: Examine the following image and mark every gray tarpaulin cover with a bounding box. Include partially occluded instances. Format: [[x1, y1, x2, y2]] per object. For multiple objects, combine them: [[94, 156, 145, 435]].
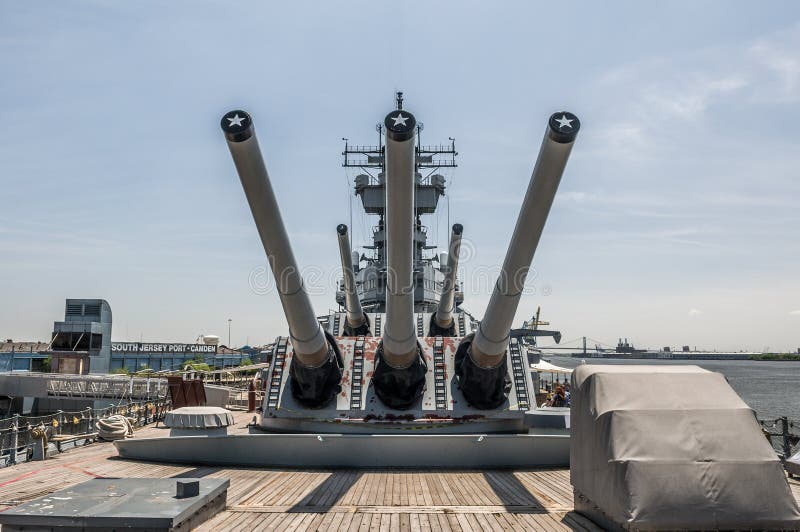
[[570, 365, 800, 530], [164, 406, 235, 428]]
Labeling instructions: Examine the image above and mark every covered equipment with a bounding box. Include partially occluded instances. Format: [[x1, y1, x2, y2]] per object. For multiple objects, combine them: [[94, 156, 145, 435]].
[[570, 365, 800, 530]]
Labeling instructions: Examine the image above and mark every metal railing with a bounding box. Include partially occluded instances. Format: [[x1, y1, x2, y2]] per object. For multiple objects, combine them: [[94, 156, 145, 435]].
[[0, 397, 170, 467], [184, 365, 267, 391], [760, 417, 799, 460], [224, 387, 266, 411], [45, 374, 168, 400]]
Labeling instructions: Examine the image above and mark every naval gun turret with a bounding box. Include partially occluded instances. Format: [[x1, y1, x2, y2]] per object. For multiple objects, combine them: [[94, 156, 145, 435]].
[[222, 97, 577, 433]]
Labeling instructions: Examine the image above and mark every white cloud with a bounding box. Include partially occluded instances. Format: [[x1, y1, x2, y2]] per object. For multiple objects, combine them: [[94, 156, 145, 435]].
[[589, 22, 800, 163], [748, 23, 800, 100], [587, 123, 650, 162], [711, 194, 799, 208], [688, 308, 703, 316], [641, 74, 748, 121], [558, 191, 667, 208]]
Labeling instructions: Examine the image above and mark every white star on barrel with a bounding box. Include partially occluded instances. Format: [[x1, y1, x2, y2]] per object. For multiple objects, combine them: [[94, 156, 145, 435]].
[[391, 113, 408, 127], [554, 114, 573, 129], [227, 114, 246, 127]]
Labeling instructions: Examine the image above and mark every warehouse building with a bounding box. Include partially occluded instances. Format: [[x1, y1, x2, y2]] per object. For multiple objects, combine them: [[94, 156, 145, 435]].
[[4, 299, 253, 374]]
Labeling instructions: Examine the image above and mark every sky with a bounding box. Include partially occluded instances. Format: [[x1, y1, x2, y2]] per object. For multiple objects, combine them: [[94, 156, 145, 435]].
[[1, 1, 799, 352]]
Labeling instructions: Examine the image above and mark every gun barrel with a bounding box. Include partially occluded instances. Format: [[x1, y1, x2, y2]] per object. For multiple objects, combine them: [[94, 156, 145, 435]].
[[336, 224, 366, 328], [382, 109, 418, 368], [434, 223, 464, 329], [471, 112, 580, 368], [221, 110, 328, 367]]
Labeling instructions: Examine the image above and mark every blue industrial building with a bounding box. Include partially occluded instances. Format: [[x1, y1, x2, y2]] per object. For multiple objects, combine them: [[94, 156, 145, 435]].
[[109, 342, 247, 373], [3, 299, 253, 374], [0, 342, 50, 372]]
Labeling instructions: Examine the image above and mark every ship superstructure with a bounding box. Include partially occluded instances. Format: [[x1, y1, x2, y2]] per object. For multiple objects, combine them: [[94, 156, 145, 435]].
[[337, 92, 459, 316]]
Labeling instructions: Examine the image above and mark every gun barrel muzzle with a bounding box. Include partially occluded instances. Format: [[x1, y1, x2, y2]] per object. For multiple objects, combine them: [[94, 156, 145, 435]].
[[434, 223, 464, 329], [471, 112, 580, 368], [336, 224, 366, 328], [221, 110, 329, 367], [381, 109, 418, 368]]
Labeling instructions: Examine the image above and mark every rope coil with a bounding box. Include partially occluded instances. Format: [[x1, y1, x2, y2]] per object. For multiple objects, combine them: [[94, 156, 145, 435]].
[[30, 424, 48, 443], [96, 415, 134, 441]]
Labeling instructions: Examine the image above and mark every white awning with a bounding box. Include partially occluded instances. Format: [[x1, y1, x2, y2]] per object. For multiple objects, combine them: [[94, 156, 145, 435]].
[[530, 360, 573, 374]]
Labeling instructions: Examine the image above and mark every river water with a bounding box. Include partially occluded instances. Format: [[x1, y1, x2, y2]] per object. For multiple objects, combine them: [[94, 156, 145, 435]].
[[546, 356, 799, 421]]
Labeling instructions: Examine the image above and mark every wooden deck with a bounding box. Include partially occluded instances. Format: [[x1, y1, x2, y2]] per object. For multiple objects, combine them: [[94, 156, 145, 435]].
[[0, 411, 797, 531]]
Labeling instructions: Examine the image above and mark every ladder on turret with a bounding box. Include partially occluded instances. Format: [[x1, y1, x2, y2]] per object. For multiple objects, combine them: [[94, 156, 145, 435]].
[[267, 339, 289, 410]]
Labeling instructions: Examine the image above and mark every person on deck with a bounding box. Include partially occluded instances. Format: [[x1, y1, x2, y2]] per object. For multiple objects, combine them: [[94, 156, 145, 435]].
[[549, 386, 567, 407]]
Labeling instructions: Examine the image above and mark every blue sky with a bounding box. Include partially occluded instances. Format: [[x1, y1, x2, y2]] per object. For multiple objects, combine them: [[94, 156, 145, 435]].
[[1, 1, 799, 351]]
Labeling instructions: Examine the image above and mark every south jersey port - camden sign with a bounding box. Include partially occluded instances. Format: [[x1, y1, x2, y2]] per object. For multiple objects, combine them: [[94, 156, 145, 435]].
[[111, 342, 217, 354]]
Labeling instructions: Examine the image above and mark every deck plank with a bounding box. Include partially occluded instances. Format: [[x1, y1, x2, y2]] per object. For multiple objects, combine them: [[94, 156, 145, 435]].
[[0, 411, 793, 532]]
